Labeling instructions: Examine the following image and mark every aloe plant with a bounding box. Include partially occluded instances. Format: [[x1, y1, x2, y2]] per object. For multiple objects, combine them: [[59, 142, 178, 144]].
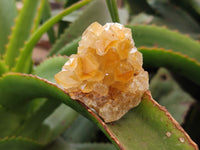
[[0, 0, 200, 149]]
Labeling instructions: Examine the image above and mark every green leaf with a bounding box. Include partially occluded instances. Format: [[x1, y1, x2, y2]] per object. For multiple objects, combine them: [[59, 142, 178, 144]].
[[4, 0, 41, 68], [13, 0, 92, 73], [140, 48, 200, 86], [31, 0, 47, 32], [0, 0, 17, 55], [0, 106, 23, 138], [34, 56, 78, 144], [42, 0, 56, 44], [149, 1, 200, 35], [62, 115, 100, 143], [45, 138, 116, 150], [128, 25, 200, 62], [169, 0, 200, 23], [150, 68, 194, 124], [56, 37, 80, 56], [106, 91, 198, 150], [48, 0, 111, 56], [0, 136, 42, 150], [125, 0, 156, 15], [43, 104, 78, 143], [34, 56, 68, 83], [0, 74, 197, 150], [106, 0, 120, 23], [0, 60, 8, 77], [15, 99, 61, 138]]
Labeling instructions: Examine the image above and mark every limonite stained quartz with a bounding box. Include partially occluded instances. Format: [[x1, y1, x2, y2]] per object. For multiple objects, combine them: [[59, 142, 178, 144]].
[[55, 22, 149, 122]]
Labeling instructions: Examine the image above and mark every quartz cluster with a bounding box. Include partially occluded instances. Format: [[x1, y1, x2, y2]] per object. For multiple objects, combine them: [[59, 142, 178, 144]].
[[55, 22, 149, 122]]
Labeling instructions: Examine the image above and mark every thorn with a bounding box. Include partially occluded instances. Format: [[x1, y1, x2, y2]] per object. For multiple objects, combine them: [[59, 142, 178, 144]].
[[14, 18, 17, 22], [184, 34, 190, 37], [11, 26, 15, 31], [8, 35, 11, 40], [162, 25, 167, 28], [5, 44, 8, 49]]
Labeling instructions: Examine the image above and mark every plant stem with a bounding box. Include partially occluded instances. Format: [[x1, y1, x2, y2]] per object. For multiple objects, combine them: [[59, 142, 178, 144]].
[[106, 0, 120, 23]]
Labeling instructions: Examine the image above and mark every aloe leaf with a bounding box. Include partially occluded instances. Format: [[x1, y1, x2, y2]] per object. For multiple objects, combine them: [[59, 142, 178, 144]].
[[140, 48, 200, 87], [56, 37, 80, 56], [15, 99, 61, 138], [0, 136, 42, 150], [0, 106, 23, 138], [0, 60, 8, 77], [57, 0, 79, 37], [32, 0, 47, 32], [106, 91, 198, 150], [150, 68, 194, 124], [0, 0, 17, 55], [149, 1, 200, 34], [169, 0, 200, 23], [126, 0, 156, 15], [34, 56, 68, 83], [42, 0, 56, 44], [4, 0, 41, 68], [128, 25, 200, 62], [13, 0, 92, 73], [130, 3, 200, 37], [34, 56, 78, 144], [0, 74, 197, 149], [42, 104, 78, 143], [106, 0, 120, 23], [45, 138, 116, 150], [48, 0, 111, 56], [62, 115, 100, 143]]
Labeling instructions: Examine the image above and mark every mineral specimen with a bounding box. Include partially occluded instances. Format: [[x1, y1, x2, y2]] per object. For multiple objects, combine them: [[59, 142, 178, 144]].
[[55, 22, 149, 122]]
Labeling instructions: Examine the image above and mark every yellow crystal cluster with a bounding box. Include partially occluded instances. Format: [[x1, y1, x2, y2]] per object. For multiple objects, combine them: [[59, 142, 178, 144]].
[[55, 22, 149, 122]]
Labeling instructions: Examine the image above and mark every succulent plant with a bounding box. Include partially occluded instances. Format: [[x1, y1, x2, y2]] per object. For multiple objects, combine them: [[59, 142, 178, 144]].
[[0, 0, 199, 150]]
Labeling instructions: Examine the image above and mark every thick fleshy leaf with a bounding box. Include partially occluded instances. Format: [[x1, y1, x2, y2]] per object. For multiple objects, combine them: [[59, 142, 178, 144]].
[[0, 0, 17, 55], [0, 60, 8, 77], [0, 106, 23, 138], [140, 48, 200, 87], [149, 1, 200, 34], [4, 0, 41, 68], [150, 68, 194, 124], [129, 25, 200, 62], [130, 2, 200, 37], [34, 56, 68, 83], [0, 74, 197, 150], [42, 0, 56, 44], [0, 136, 42, 150], [33, 56, 78, 144], [13, 0, 92, 73], [48, 0, 111, 56], [169, 0, 200, 23], [45, 138, 116, 150], [62, 115, 100, 143], [106, 91, 198, 150]]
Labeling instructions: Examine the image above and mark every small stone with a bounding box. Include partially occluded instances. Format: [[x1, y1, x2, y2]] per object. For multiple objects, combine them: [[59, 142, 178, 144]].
[[55, 22, 149, 122]]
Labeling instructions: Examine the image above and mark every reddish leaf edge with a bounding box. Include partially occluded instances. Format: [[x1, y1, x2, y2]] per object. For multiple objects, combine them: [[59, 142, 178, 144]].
[[142, 91, 199, 150], [1, 73, 198, 150]]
